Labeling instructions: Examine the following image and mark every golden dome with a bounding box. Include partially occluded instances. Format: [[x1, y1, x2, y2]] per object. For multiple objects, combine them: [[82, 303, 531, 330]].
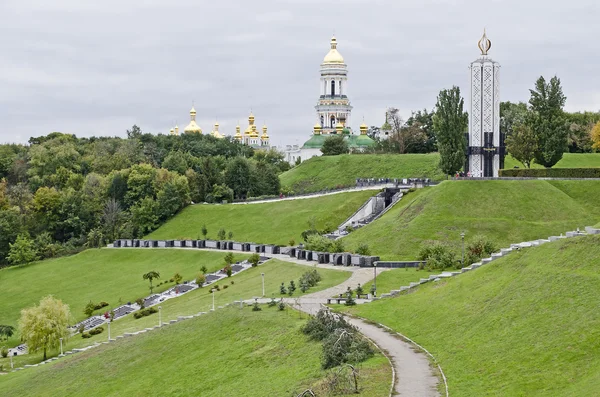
[[261, 125, 269, 140], [313, 123, 322, 135], [248, 113, 255, 125], [190, 106, 197, 115], [360, 122, 368, 135], [250, 125, 259, 138], [335, 122, 344, 134], [323, 36, 344, 64], [169, 128, 175, 135]]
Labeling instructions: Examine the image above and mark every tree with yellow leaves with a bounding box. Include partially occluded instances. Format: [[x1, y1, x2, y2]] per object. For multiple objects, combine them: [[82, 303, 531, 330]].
[[591, 121, 600, 151]]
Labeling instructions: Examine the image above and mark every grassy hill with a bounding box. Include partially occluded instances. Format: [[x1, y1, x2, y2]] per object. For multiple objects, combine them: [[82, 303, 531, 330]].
[[280, 153, 600, 194], [343, 180, 600, 260], [147, 190, 374, 244], [0, 307, 391, 397], [0, 251, 349, 351], [342, 235, 600, 396], [280, 154, 445, 193]]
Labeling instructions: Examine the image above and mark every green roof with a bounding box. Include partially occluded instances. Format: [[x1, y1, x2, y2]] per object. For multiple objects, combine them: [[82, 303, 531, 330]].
[[301, 134, 328, 149]]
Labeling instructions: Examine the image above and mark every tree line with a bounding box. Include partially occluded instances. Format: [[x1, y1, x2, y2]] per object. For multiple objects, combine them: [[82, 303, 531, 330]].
[[0, 128, 289, 267]]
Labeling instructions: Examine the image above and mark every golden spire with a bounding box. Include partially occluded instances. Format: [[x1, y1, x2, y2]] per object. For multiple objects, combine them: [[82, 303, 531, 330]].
[[323, 35, 344, 64], [184, 104, 202, 134], [169, 127, 175, 135], [261, 123, 269, 140], [478, 29, 492, 56], [313, 123, 322, 135], [234, 123, 242, 140]]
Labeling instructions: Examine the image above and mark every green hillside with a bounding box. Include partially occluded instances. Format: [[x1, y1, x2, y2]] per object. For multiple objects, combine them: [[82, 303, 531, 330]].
[[280, 153, 600, 194], [0, 307, 391, 397], [343, 235, 600, 396], [343, 180, 600, 260], [280, 154, 445, 193], [147, 190, 374, 244]]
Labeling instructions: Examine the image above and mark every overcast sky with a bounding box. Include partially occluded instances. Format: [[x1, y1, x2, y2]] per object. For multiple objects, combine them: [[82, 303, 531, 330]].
[[1, 0, 598, 147]]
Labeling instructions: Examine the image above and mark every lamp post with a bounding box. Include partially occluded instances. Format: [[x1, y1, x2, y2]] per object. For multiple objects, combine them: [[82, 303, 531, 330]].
[[59, 337, 64, 356], [261, 273, 265, 297], [373, 263, 378, 297], [461, 232, 465, 265], [211, 289, 216, 311], [107, 321, 111, 341], [158, 306, 162, 327]]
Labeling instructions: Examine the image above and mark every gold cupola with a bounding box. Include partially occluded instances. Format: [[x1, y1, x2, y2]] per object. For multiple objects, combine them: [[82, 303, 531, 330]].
[[335, 122, 344, 134], [313, 123, 322, 135], [184, 106, 203, 134], [234, 124, 242, 141], [211, 121, 224, 139], [323, 36, 345, 64], [169, 127, 176, 135], [250, 124, 259, 138], [478, 29, 492, 56], [360, 122, 368, 135], [261, 124, 269, 140]]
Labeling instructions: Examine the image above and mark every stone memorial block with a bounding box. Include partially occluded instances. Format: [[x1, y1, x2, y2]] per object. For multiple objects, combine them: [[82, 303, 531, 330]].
[[305, 251, 313, 261], [157, 240, 166, 248], [174, 240, 182, 247], [585, 226, 600, 235], [232, 242, 243, 251], [196, 240, 205, 248], [113, 240, 121, 248], [288, 247, 296, 257], [350, 255, 365, 266], [205, 240, 219, 249]]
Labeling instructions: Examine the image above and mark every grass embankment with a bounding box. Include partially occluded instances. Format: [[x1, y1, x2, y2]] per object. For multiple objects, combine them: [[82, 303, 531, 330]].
[[0, 307, 391, 397], [505, 152, 600, 168], [280, 153, 600, 194], [362, 268, 438, 295], [0, 249, 247, 329], [343, 180, 600, 260], [342, 235, 600, 396], [147, 190, 374, 244], [0, 259, 350, 367], [280, 154, 445, 193]]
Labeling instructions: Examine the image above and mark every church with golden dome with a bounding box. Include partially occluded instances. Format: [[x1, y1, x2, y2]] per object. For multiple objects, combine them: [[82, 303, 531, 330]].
[[285, 36, 375, 164], [169, 107, 270, 149]]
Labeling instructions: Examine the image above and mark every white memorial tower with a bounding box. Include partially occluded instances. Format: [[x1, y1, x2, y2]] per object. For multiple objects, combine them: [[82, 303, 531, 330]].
[[467, 30, 505, 177]]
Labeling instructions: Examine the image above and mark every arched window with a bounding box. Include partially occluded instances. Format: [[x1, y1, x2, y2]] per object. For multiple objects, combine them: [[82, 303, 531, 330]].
[[331, 80, 335, 96], [320, 115, 324, 126], [330, 116, 335, 129]]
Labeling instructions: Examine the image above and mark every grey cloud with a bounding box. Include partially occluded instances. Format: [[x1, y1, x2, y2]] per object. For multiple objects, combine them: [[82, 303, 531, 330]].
[[0, 0, 598, 145]]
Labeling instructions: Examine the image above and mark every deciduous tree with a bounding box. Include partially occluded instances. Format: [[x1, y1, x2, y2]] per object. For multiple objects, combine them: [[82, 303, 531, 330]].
[[321, 135, 349, 156], [505, 124, 537, 168], [433, 86, 468, 176]]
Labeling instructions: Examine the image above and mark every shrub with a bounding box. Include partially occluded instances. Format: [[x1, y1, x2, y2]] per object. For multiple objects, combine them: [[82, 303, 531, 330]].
[[93, 301, 109, 310], [280, 282, 287, 295], [289, 239, 296, 246], [345, 225, 355, 234], [135, 298, 145, 309], [289, 280, 296, 294], [252, 302, 262, 311], [134, 307, 158, 319], [300, 281, 309, 293], [268, 298, 277, 307], [223, 285, 229, 289], [278, 299, 286, 311], [200, 265, 208, 274], [230, 280, 234, 285], [81, 332, 92, 338], [223, 264, 232, 277], [499, 168, 600, 178], [228, 231, 233, 240], [465, 236, 497, 265], [78, 324, 85, 334], [1, 346, 8, 358], [169, 278, 174, 283], [217, 228, 226, 240], [173, 273, 183, 285], [356, 243, 371, 256], [299, 269, 322, 288], [89, 327, 104, 336], [84, 301, 96, 318], [224, 253, 234, 265], [248, 253, 260, 267], [418, 242, 457, 270], [196, 274, 206, 287], [356, 284, 364, 296]]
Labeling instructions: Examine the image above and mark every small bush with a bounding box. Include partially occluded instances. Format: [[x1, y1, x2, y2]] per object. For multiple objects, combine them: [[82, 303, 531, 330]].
[[280, 282, 287, 295], [200, 265, 208, 274], [223, 285, 229, 289], [356, 243, 371, 256], [224, 253, 234, 265], [196, 273, 206, 287], [230, 280, 234, 285], [173, 273, 183, 285], [499, 167, 600, 178], [278, 300, 286, 311], [418, 242, 457, 270], [223, 264, 232, 277], [89, 327, 104, 336], [135, 298, 145, 309], [465, 236, 497, 265], [83, 301, 96, 318], [252, 302, 262, 311], [134, 307, 158, 319], [81, 332, 92, 339], [289, 239, 296, 246], [1, 346, 8, 358], [268, 298, 277, 307], [169, 278, 174, 283], [356, 284, 364, 296], [78, 324, 85, 334], [345, 225, 355, 234], [248, 253, 260, 267], [217, 228, 226, 240]]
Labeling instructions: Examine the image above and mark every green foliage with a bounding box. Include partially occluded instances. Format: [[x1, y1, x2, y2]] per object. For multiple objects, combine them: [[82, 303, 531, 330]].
[[0, 325, 15, 341], [433, 86, 468, 176], [88, 326, 104, 336], [217, 228, 226, 240], [201, 224, 208, 238], [252, 302, 262, 311], [268, 298, 277, 307], [278, 299, 286, 311], [173, 272, 183, 284], [355, 243, 370, 256], [224, 252, 234, 265], [500, 101, 529, 137], [304, 234, 345, 253], [1, 345, 8, 358], [506, 124, 537, 168], [321, 135, 349, 156], [224, 157, 252, 199], [200, 265, 208, 274], [299, 269, 322, 289], [84, 301, 96, 318], [143, 271, 160, 293], [465, 236, 496, 265], [356, 284, 364, 296], [279, 282, 287, 295], [592, 122, 600, 151], [248, 253, 260, 267], [195, 274, 206, 287], [288, 280, 296, 295], [499, 168, 600, 178], [288, 239, 295, 246], [133, 307, 158, 319], [528, 75, 568, 168], [7, 234, 38, 265], [418, 242, 457, 270], [223, 265, 232, 278], [18, 296, 71, 361]]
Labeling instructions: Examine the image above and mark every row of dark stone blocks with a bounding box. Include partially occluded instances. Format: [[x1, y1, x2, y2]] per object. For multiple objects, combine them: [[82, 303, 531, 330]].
[[355, 178, 432, 186], [113, 239, 379, 267], [113, 239, 280, 255]]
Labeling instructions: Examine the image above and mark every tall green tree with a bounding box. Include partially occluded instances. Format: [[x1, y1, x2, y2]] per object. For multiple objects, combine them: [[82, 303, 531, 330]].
[[433, 86, 468, 176], [7, 234, 38, 265], [143, 271, 160, 293], [505, 124, 537, 168], [19, 296, 71, 361], [321, 135, 349, 156], [527, 76, 568, 167], [224, 157, 252, 199], [500, 101, 528, 137]]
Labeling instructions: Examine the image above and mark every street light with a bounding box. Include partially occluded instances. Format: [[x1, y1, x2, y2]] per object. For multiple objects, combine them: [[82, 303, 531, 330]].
[[211, 289, 216, 311], [59, 337, 64, 356], [158, 306, 162, 327], [373, 263, 378, 297], [261, 273, 265, 297], [461, 232, 465, 265], [107, 321, 111, 341]]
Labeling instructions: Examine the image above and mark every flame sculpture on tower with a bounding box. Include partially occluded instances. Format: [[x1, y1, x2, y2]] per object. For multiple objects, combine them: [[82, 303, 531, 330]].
[[466, 30, 505, 177]]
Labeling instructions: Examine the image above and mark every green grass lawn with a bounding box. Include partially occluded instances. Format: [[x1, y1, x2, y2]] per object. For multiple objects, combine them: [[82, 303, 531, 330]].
[[0, 258, 350, 367], [340, 235, 600, 396], [343, 180, 600, 260], [0, 306, 391, 397], [362, 268, 438, 295], [280, 153, 445, 193], [146, 190, 374, 244], [280, 153, 600, 194], [0, 249, 249, 331], [505, 153, 600, 168]]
